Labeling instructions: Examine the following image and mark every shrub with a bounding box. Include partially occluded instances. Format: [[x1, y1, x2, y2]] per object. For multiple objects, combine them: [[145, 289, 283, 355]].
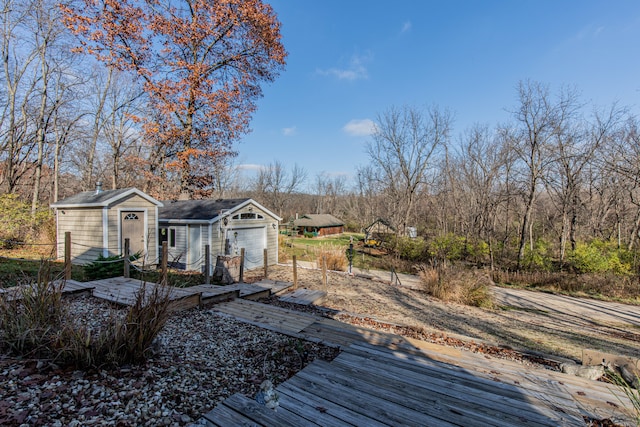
[[0, 194, 52, 247], [390, 235, 427, 261], [278, 234, 289, 262], [316, 245, 347, 271], [418, 265, 494, 308], [106, 280, 173, 365], [522, 238, 553, 271], [84, 253, 140, 280], [428, 233, 466, 263], [568, 240, 632, 275]]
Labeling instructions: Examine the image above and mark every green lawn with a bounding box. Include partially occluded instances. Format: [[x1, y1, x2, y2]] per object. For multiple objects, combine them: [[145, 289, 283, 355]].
[[281, 232, 386, 269], [284, 232, 363, 248], [0, 258, 85, 287]]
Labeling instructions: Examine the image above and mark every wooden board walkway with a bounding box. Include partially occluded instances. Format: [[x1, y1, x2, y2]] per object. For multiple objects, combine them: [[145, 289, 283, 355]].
[[0, 279, 95, 301], [279, 288, 327, 306], [87, 277, 204, 311], [206, 299, 636, 426], [64, 277, 293, 310]]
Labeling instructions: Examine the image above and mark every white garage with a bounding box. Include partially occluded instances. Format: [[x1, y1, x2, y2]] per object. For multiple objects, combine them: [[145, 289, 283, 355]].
[[226, 226, 267, 270], [158, 198, 281, 273]]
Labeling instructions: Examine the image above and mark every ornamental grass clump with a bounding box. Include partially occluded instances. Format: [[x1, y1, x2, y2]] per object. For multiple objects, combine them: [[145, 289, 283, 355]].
[[0, 261, 66, 358], [56, 280, 173, 368], [419, 265, 494, 308], [1, 259, 173, 369], [107, 280, 173, 365], [605, 368, 640, 425], [316, 245, 347, 272]]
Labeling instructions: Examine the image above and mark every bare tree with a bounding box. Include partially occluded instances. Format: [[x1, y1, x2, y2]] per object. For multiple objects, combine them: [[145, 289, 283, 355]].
[[453, 124, 511, 268], [366, 105, 450, 235], [508, 81, 577, 269], [544, 103, 623, 261], [0, 0, 38, 193], [313, 172, 346, 214], [253, 160, 307, 217]]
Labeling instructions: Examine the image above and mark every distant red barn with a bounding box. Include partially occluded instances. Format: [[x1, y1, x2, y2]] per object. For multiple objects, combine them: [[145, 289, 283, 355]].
[[294, 214, 344, 237]]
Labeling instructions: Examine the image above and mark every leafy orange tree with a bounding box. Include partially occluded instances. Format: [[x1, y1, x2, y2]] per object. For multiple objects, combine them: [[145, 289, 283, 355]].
[[61, 0, 286, 195]]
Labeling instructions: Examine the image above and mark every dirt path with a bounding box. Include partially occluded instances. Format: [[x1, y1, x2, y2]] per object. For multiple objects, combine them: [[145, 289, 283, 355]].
[[258, 265, 640, 362]]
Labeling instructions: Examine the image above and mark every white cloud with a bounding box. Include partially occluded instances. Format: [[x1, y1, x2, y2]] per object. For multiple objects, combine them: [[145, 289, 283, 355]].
[[237, 163, 264, 172], [343, 119, 376, 136], [401, 21, 412, 33], [282, 126, 297, 136], [317, 53, 371, 81]]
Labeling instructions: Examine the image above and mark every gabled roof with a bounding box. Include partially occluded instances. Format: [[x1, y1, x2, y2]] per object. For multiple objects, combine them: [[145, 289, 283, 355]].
[[51, 188, 162, 208], [294, 214, 344, 228], [365, 218, 396, 232], [158, 198, 282, 223]]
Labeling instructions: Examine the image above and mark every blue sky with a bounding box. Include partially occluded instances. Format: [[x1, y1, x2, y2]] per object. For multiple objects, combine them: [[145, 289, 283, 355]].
[[237, 1, 640, 188]]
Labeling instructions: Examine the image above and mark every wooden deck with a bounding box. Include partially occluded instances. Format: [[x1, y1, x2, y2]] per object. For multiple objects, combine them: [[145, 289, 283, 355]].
[[0, 279, 95, 300], [87, 277, 205, 311], [279, 288, 327, 306], [206, 299, 636, 426], [48, 277, 294, 310]]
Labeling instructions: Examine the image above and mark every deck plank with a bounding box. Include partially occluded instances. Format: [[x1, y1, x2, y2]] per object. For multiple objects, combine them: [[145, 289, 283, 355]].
[[213, 299, 317, 334], [277, 381, 390, 427], [279, 288, 327, 305], [347, 339, 623, 404], [286, 365, 454, 427], [207, 393, 318, 427], [252, 279, 292, 295], [331, 352, 564, 426]]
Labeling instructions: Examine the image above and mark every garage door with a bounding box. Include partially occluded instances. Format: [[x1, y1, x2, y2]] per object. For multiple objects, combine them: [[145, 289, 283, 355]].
[[228, 227, 265, 270]]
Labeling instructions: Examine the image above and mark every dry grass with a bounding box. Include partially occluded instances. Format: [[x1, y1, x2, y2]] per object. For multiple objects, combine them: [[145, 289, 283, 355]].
[[57, 280, 173, 368], [278, 234, 289, 263], [0, 262, 66, 357], [1, 261, 173, 369], [492, 270, 640, 303], [605, 368, 640, 424], [419, 265, 494, 308], [316, 245, 347, 271]]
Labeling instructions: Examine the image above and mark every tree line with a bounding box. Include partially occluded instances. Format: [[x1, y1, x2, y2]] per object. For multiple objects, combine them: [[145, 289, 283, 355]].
[[3, 1, 640, 273], [1, 0, 285, 208]]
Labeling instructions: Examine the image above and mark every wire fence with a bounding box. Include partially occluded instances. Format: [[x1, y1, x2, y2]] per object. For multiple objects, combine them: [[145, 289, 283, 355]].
[[1, 232, 272, 285]]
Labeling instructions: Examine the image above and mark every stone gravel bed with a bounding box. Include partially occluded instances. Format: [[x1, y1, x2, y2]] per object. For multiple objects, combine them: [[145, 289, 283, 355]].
[[0, 295, 338, 426]]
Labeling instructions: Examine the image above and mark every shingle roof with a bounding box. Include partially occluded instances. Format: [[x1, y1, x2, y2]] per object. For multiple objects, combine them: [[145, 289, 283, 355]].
[[158, 198, 251, 221], [294, 214, 344, 228], [51, 188, 162, 207]]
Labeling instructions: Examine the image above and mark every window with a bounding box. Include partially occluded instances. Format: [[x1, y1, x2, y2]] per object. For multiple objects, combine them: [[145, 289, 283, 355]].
[[124, 213, 139, 220], [231, 212, 264, 220], [160, 228, 176, 248]]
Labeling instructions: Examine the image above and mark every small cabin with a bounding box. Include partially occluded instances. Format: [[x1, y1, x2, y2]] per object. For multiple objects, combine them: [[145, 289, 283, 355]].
[[294, 214, 345, 237], [51, 186, 163, 265]]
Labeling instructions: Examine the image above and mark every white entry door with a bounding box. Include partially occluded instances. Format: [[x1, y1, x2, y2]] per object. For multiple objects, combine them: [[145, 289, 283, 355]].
[[188, 225, 201, 271], [228, 227, 265, 270], [121, 211, 145, 256]]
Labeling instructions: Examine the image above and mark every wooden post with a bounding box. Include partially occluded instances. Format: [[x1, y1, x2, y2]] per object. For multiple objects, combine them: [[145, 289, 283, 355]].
[[161, 241, 168, 285], [239, 248, 245, 283], [124, 238, 130, 278], [263, 248, 268, 278], [204, 244, 211, 285], [322, 255, 327, 289], [64, 231, 71, 280], [292, 255, 298, 290]]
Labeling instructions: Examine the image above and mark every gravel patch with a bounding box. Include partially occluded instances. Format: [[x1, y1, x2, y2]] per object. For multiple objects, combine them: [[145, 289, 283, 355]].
[[0, 294, 338, 426]]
